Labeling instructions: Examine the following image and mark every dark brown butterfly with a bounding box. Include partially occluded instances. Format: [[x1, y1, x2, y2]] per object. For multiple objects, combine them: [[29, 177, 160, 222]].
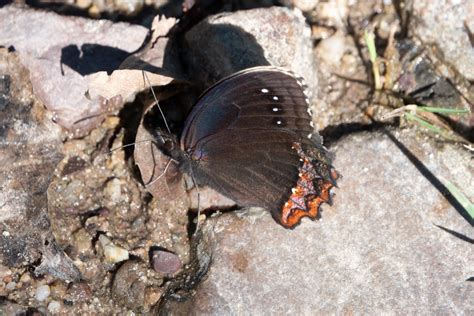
[[165, 66, 339, 228]]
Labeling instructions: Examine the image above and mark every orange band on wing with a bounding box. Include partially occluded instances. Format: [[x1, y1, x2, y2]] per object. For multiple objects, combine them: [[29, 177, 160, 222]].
[[279, 143, 339, 228]]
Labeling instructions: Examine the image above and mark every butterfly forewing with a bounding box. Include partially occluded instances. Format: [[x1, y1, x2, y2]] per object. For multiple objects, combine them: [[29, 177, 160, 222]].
[[181, 67, 314, 150]]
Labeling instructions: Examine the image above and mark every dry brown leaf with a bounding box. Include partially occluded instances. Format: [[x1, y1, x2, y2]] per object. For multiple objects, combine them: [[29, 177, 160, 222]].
[[134, 114, 186, 200], [87, 69, 175, 104], [150, 15, 178, 46]]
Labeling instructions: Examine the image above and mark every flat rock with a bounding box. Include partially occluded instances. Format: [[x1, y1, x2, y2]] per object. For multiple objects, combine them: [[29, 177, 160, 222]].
[[0, 5, 148, 135], [182, 129, 473, 314], [184, 7, 316, 95], [412, 1, 474, 81]]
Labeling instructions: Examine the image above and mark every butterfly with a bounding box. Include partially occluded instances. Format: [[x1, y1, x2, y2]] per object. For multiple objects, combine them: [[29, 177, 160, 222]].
[[159, 66, 339, 229]]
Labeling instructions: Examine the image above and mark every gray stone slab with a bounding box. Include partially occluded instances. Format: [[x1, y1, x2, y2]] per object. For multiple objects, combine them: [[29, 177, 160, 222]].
[[0, 5, 148, 134], [184, 130, 473, 314], [412, 1, 474, 81]]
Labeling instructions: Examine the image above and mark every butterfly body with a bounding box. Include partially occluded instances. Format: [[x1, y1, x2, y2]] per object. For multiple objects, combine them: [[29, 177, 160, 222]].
[[168, 66, 338, 228]]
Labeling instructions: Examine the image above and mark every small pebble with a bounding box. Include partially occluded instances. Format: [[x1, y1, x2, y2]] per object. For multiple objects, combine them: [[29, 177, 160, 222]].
[[152, 250, 182, 274], [35, 284, 51, 301], [48, 300, 61, 314], [114, 0, 144, 15], [0, 264, 12, 279], [73, 229, 93, 255], [20, 273, 31, 283], [293, 0, 318, 12], [75, 0, 92, 9], [99, 235, 129, 264], [316, 31, 346, 66], [104, 178, 122, 204], [67, 282, 92, 302], [5, 281, 16, 291]]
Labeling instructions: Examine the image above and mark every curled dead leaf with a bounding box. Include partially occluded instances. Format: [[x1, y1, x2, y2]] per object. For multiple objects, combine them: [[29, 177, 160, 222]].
[[87, 69, 175, 104], [134, 108, 185, 200]]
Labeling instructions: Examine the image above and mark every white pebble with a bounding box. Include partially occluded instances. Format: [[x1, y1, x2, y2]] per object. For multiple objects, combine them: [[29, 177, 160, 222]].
[[293, 0, 318, 11], [35, 285, 50, 301], [5, 282, 16, 290], [105, 178, 122, 203], [99, 235, 129, 264], [48, 300, 61, 314], [316, 31, 346, 66]]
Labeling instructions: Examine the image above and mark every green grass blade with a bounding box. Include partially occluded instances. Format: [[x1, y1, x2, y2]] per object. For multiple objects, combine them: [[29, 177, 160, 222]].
[[417, 106, 470, 115], [405, 113, 443, 134], [363, 31, 381, 89], [444, 181, 474, 220], [364, 31, 377, 63]]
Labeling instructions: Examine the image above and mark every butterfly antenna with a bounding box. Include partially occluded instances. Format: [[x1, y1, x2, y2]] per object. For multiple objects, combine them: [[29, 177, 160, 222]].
[[142, 70, 172, 135], [144, 157, 176, 187], [108, 139, 155, 155]]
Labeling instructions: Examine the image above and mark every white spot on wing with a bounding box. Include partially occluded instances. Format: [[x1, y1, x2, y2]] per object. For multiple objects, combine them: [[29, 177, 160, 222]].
[[261, 88, 269, 93], [276, 120, 282, 125], [273, 96, 279, 101], [272, 107, 279, 112], [307, 133, 312, 139]]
